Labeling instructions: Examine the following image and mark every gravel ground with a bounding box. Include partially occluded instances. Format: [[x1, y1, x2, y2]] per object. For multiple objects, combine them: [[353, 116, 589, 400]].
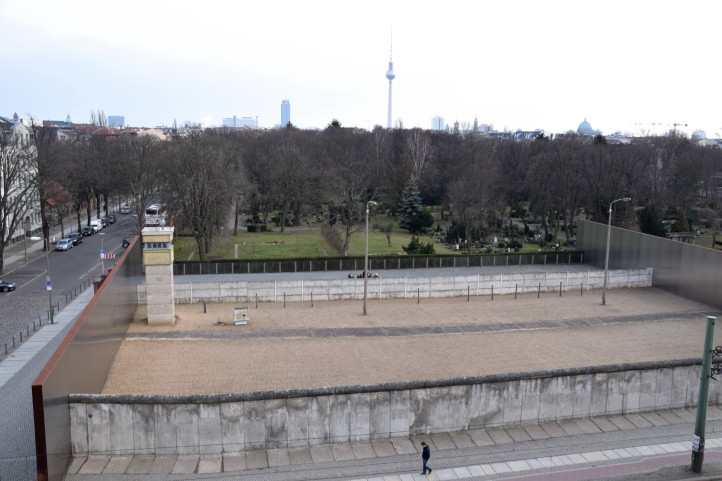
[[104, 319, 720, 396], [128, 287, 711, 333], [104, 288, 719, 396]]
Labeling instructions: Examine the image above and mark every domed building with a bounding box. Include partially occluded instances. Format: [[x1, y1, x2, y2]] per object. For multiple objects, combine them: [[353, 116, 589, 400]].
[[577, 118, 599, 137]]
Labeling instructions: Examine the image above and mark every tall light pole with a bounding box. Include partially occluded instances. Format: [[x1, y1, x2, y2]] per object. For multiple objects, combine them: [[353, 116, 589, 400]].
[[45, 250, 53, 323], [99, 232, 106, 275], [363, 200, 378, 316], [602, 197, 631, 305], [692, 315, 717, 473], [23, 217, 30, 264]]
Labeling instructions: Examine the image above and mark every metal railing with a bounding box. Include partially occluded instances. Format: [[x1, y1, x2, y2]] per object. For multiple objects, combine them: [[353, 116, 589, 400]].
[[174, 250, 584, 276]]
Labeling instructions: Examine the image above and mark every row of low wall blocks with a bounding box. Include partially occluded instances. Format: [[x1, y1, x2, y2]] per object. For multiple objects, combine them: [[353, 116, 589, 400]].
[[237, 281, 583, 309]]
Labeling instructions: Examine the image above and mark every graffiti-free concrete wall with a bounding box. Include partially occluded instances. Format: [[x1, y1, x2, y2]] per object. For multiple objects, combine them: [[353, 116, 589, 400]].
[[69, 360, 703, 455], [137, 268, 653, 304], [579, 220, 722, 310]]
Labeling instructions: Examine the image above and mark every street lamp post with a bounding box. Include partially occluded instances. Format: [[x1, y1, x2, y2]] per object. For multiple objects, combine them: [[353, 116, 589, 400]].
[[602, 197, 631, 306], [22, 217, 32, 264], [45, 251, 53, 323], [99, 232, 106, 275], [363, 200, 377, 316]]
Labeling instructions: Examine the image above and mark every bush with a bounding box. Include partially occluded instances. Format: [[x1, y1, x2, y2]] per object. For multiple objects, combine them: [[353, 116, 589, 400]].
[[508, 239, 523, 251], [638, 205, 666, 237], [403, 236, 435, 255], [246, 224, 268, 233]]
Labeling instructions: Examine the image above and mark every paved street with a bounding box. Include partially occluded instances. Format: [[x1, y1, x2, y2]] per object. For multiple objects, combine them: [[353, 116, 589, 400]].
[[65, 408, 722, 481], [0, 214, 136, 356]]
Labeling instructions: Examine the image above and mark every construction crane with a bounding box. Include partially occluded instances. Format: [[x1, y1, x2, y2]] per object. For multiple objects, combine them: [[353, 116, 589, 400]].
[[633, 121, 688, 136]]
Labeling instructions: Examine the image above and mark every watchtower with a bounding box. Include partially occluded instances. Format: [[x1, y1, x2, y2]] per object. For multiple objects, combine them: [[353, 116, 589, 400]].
[[142, 226, 175, 324]]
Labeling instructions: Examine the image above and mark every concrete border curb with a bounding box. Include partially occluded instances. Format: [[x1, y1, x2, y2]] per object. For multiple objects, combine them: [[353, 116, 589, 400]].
[[69, 357, 701, 404]]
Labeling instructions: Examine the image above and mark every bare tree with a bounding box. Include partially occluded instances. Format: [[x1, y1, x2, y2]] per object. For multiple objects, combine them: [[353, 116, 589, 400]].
[[164, 133, 234, 260], [0, 139, 36, 273], [406, 128, 432, 181], [323, 125, 376, 256]]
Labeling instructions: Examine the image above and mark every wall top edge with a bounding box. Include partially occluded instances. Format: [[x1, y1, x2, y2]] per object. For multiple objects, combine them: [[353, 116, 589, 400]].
[[69, 357, 700, 404]]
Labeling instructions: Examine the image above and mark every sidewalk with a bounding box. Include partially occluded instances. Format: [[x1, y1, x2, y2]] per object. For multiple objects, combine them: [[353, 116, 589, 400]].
[[66, 407, 722, 481]]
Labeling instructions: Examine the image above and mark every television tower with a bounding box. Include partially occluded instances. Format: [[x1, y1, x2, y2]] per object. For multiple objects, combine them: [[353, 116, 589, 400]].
[[385, 33, 395, 129]]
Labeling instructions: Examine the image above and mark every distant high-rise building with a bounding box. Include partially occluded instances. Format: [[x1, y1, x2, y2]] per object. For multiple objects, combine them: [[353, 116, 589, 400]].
[[108, 115, 125, 128], [222, 115, 258, 129], [281, 100, 291, 127], [432, 116, 445, 131]]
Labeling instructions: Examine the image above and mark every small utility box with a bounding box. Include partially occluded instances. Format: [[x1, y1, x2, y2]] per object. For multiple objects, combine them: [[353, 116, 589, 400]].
[[233, 307, 249, 326]]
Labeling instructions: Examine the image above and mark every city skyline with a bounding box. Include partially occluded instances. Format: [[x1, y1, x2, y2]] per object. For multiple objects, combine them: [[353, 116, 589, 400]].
[[2, 0, 721, 136]]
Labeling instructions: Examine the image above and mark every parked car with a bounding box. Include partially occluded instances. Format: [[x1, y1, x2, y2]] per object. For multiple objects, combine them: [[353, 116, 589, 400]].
[[67, 232, 83, 246], [348, 271, 380, 279], [102, 215, 116, 225], [81, 226, 94, 237], [90, 220, 103, 233], [0, 280, 16, 292], [55, 239, 74, 251]]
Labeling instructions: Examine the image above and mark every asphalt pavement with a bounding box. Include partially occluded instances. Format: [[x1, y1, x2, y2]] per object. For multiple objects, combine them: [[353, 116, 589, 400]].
[[0, 214, 137, 355]]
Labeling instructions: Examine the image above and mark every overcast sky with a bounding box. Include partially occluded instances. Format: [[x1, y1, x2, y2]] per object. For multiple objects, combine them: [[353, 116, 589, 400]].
[[1, 0, 720, 136]]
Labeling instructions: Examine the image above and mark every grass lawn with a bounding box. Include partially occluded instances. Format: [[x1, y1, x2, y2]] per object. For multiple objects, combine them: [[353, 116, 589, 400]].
[[175, 225, 454, 260], [175, 228, 335, 261], [693, 231, 722, 250], [347, 230, 454, 256]]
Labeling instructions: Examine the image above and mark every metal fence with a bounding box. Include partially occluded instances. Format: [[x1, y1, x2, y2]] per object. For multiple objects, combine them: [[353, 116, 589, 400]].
[[578, 220, 722, 310], [174, 250, 585, 276]]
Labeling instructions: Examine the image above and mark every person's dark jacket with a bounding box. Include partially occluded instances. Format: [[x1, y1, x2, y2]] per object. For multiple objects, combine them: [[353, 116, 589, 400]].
[[422, 445, 431, 460]]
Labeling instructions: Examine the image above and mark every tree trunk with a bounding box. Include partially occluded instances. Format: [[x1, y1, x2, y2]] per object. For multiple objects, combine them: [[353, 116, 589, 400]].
[[342, 222, 352, 257], [95, 193, 101, 220], [76, 206, 82, 232], [0, 249, 4, 274], [195, 236, 205, 261], [280, 203, 287, 233], [39, 190, 49, 251], [233, 197, 240, 236], [103, 193, 109, 216], [59, 213, 65, 238], [86, 200, 92, 226]]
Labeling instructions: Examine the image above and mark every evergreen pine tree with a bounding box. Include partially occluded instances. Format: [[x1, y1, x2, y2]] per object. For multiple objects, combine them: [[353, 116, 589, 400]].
[[398, 178, 433, 234]]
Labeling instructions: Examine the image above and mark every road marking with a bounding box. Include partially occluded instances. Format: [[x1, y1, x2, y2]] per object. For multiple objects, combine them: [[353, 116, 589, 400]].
[[79, 246, 124, 281], [18, 269, 48, 289]]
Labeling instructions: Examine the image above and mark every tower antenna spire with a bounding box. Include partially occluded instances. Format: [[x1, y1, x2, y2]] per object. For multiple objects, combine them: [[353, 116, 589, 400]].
[[390, 26, 393, 61]]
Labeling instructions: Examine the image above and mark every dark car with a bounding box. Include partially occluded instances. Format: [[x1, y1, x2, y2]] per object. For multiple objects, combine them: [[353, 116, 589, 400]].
[[81, 226, 94, 237], [348, 271, 380, 279], [67, 232, 83, 246], [0, 280, 17, 292], [102, 215, 115, 226]]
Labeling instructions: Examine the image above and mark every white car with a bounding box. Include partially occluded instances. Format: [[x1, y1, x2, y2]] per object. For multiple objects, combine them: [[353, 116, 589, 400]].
[[55, 239, 73, 251], [90, 220, 103, 233]]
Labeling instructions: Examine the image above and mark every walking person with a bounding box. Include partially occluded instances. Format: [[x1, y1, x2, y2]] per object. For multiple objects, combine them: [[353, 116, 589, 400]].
[[420, 441, 432, 475]]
